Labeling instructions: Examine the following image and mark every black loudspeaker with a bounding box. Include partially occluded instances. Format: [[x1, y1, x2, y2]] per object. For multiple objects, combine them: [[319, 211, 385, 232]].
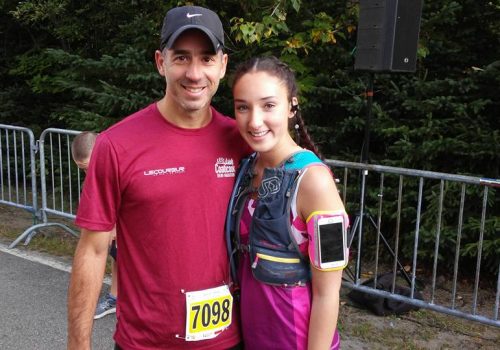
[[354, 0, 423, 72]]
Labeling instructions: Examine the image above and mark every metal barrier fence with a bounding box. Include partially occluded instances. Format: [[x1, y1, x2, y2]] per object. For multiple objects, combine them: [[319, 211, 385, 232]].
[[8, 128, 82, 248], [0, 124, 38, 218], [326, 159, 500, 327], [1, 124, 499, 327]]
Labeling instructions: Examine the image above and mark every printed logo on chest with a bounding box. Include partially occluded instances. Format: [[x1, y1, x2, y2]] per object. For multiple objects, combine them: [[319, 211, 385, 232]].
[[258, 176, 281, 198], [143, 167, 185, 176], [215, 157, 235, 178]]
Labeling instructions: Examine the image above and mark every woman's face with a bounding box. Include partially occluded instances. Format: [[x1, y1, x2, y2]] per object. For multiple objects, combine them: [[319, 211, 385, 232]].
[[233, 71, 296, 155]]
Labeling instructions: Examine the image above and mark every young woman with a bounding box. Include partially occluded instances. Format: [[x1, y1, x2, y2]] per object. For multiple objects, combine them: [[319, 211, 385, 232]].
[[228, 56, 348, 350]]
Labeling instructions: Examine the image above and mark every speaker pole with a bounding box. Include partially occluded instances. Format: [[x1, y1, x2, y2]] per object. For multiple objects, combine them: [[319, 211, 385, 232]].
[[351, 72, 375, 282], [347, 71, 412, 286], [362, 72, 375, 164]]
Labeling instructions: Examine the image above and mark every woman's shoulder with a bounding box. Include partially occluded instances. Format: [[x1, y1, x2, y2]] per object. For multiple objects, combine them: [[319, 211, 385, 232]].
[[297, 164, 342, 217], [300, 165, 336, 193]]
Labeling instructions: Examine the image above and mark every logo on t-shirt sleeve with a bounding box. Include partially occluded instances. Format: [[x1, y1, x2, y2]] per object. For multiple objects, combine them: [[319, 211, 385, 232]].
[[215, 158, 235, 178]]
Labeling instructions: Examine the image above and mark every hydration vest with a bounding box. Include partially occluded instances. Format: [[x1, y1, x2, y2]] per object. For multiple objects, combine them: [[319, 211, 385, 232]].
[[225, 150, 325, 286]]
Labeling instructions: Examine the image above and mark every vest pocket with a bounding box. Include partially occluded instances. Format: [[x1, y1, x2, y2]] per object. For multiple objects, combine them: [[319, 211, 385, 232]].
[[255, 253, 301, 264], [250, 245, 309, 286]]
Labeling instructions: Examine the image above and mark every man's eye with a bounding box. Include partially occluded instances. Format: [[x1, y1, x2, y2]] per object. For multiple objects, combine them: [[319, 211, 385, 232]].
[[203, 56, 216, 63]]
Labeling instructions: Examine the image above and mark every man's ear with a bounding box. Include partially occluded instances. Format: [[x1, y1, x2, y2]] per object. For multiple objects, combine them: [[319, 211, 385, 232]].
[[155, 50, 166, 77], [219, 52, 229, 79]]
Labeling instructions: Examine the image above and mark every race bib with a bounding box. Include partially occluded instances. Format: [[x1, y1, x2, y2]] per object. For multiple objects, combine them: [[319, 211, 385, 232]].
[[184, 285, 233, 341]]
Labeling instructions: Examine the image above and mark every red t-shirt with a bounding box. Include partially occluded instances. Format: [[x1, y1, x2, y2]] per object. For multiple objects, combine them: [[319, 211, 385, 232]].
[[76, 103, 249, 349]]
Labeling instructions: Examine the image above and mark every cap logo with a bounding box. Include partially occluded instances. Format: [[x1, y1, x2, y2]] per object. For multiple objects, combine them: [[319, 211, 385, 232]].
[[186, 13, 202, 18]]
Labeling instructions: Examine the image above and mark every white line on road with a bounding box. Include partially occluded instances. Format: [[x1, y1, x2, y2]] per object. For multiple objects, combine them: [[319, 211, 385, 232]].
[[0, 242, 111, 284]]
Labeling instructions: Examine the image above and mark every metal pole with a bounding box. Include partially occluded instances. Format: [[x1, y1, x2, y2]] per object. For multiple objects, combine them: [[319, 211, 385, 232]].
[[361, 72, 374, 163]]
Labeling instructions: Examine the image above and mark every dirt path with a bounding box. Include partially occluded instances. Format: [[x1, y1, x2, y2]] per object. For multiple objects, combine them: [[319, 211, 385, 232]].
[[1, 203, 498, 349]]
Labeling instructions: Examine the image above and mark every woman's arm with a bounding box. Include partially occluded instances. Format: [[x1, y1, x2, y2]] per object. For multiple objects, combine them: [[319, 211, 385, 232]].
[[297, 165, 346, 350], [308, 267, 342, 350]]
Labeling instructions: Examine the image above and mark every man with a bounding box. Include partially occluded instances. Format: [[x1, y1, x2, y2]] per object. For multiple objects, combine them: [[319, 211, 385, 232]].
[[71, 132, 97, 172], [71, 131, 118, 320], [67, 5, 249, 350]]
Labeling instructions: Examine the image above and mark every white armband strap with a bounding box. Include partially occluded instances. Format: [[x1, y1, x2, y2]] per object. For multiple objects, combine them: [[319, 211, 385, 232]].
[[306, 210, 349, 271]]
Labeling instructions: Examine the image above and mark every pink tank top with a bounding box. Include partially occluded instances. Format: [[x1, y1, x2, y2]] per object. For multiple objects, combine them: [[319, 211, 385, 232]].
[[238, 172, 340, 350]]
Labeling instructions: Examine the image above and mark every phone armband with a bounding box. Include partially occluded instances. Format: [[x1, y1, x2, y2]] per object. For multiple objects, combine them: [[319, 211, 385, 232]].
[[306, 211, 349, 271]]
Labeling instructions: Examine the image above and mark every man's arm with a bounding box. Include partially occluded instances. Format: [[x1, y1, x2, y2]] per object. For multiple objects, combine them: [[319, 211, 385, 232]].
[[67, 228, 112, 350]]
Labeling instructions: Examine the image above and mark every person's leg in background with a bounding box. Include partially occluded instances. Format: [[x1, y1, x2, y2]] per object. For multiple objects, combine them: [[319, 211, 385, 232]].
[[94, 239, 117, 319]]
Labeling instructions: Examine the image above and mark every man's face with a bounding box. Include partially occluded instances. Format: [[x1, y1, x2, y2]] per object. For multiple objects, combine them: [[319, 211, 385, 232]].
[[156, 29, 228, 114], [74, 158, 89, 173]]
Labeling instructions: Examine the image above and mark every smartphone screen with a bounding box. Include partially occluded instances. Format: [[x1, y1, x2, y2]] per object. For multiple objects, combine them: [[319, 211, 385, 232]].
[[319, 221, 345, 264]]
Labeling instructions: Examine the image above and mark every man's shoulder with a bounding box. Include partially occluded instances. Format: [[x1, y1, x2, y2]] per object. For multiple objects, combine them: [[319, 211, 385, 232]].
[[211, 106, 252, 155], [211, 107, 237, 128], [102, 103, 158, 137]]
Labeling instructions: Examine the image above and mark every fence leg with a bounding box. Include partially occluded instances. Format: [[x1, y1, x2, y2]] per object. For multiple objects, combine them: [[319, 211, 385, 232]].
[[8, 223, 79, 249]]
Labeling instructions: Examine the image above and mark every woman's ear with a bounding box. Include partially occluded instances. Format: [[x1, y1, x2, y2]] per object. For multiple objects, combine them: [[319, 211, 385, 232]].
[[290, 97, 300, 118], [290, 97, 299, 112]]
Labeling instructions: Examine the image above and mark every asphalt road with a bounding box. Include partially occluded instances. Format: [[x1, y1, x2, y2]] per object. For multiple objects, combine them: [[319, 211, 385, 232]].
[[0, 243, 116, 350]]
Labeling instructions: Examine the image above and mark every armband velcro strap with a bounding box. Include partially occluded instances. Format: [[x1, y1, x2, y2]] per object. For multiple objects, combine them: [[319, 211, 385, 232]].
[[306, 211, 349, 271], [305, 210, 349, 226]]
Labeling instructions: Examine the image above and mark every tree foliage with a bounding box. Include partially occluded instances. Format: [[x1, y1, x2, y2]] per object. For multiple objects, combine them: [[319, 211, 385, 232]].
[[0, 0, 498, 273]]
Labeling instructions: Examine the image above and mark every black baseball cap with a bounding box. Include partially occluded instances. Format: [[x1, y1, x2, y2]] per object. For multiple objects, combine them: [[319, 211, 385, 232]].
[[160, 6, 224, 52]]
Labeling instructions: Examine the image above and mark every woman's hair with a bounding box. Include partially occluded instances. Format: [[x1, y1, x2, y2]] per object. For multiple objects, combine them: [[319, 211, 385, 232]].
[[232, 56, 323, 159]]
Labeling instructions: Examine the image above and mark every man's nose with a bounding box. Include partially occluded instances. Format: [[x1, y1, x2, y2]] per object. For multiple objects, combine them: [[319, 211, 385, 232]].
[[185, 61, 202, 81]]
